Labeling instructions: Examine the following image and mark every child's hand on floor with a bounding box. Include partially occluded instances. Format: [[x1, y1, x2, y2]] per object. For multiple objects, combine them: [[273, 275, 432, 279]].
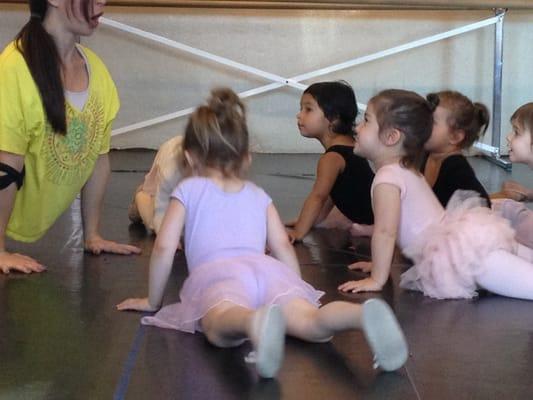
[[286, 228, 303, 244], [338, 277, 383, 293], [116, 297, 158, 312], [500, 180, 531, 202], [348, 261, 372, 273], [85, 235, 141, 255]]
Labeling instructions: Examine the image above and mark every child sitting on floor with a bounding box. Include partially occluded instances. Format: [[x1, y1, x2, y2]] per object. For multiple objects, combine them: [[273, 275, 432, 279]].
[[286, 81, 375, 241], [491, 103, 533, 248], [128, 135, 183, 234]]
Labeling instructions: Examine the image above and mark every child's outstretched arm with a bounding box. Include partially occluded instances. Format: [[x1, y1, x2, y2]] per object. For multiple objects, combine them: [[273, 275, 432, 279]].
[[339, 183, 400, 293], [267, 203, 301, 277], [287, 153, 343, 241], [491, 180, 533, 202], [285, 197, 333, 228], [117, 199, 185, 312]]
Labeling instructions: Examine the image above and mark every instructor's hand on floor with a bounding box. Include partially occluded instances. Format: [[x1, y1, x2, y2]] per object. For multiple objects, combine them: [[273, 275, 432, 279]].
[[0, 251, 46, 274], [85, 235, 141, 255]]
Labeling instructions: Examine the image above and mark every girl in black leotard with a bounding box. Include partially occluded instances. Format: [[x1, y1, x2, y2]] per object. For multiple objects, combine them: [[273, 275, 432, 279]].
[[422, 90, 491, 207], [286, 81, 374, 242], [424, 94, 532, 250]]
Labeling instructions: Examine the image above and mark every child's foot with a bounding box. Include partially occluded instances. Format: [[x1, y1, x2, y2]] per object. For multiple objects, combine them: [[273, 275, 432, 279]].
[[349, 223, 374, 237], [246, 304, 286, 379], [361, 299, 408, 372], [127, 203, 143, 224]]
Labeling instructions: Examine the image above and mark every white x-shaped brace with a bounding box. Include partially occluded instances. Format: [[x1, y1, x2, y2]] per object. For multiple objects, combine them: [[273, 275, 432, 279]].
[[102, 14, 500, 155]]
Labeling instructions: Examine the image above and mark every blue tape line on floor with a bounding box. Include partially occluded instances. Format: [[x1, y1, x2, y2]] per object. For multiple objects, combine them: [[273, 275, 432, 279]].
[[114, 323, 146, 400]]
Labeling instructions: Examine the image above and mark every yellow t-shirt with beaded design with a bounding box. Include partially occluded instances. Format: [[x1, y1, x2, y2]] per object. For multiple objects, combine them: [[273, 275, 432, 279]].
[[0, 42, 119, 242]]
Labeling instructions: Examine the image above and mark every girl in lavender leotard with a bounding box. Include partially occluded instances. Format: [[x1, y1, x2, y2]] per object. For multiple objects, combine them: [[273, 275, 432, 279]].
[[117, 88, 408, 379]]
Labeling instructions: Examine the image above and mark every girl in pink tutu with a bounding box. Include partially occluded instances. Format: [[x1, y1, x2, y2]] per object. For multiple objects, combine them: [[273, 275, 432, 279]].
[[117, 88, 408, 378], [339, 89, 533, 300]]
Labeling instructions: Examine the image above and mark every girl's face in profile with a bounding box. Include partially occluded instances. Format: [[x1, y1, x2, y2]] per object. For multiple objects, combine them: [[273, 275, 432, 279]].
[[507, 120, 533, 167], [353, 103, 382, 161], [425, 106, 454, 153], [296, 94, 330, 139]]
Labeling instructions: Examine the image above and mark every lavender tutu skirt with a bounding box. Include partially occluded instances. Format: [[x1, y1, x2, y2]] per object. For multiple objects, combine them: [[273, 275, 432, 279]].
[[142, 253, 324, 333], [400, 192, 517, 299]]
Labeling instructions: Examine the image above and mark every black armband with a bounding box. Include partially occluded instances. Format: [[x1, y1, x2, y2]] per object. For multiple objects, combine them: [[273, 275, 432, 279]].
[[0, 162, 25, 190]]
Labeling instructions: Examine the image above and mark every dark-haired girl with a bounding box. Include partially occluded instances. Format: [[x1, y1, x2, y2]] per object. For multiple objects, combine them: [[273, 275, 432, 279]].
[[0, 0, 140, 274], [286, 81, 374, 242]]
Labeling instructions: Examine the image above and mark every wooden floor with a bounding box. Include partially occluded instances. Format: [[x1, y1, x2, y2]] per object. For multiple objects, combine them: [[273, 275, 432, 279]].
[[1, 151, 532, 400]]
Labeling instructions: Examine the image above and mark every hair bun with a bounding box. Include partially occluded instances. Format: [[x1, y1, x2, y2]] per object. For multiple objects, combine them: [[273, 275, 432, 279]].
[[473, 102, 490, 134], [426, 93, 440, 112], [207, 87, 245, 118]]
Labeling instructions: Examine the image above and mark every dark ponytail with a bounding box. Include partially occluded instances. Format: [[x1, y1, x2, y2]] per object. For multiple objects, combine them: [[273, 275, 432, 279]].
[[474, 102, 490, 136], [426, 93, 440, 112], [15, 0, 66, 134]]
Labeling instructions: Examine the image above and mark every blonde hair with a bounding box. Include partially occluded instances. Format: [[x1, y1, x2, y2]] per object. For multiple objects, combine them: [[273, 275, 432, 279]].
[[182, 88, 249, 177]]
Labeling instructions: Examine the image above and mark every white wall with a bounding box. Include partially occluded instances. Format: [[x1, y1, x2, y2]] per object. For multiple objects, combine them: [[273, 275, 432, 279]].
[[1, 4, 532, 152]]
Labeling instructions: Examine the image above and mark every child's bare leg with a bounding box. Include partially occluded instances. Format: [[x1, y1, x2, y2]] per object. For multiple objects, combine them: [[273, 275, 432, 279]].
[[493, 199, 533, 248], [201, 302, 253, 347], [349, 223, 374, 237], [281, 298, 408, 371], [517, 243, 533, 262], [201, 302, 286, 378], [316, 206, 353, 230], [280, 298, 362, 342], [127, 184, 144, 224], [476, 249, 533, 300], [135, 190, 155, 230]]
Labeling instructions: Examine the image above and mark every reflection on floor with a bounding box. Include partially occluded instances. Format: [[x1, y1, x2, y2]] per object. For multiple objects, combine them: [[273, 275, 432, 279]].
[[1, 152, 532, 400]]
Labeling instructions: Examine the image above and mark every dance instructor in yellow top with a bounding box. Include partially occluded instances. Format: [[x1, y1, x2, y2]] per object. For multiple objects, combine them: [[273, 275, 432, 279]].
[[0, 0, 141, 274]]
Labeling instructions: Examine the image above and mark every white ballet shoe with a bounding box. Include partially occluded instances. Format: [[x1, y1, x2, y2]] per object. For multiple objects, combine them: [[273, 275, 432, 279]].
[[361, 299, 409, 372], [246, 304, 286, 379]]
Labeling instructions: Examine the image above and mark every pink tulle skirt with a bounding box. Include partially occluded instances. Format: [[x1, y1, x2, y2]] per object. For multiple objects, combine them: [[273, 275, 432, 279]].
[[400, 192, 517, 299], [142, 254, 324, 333]]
